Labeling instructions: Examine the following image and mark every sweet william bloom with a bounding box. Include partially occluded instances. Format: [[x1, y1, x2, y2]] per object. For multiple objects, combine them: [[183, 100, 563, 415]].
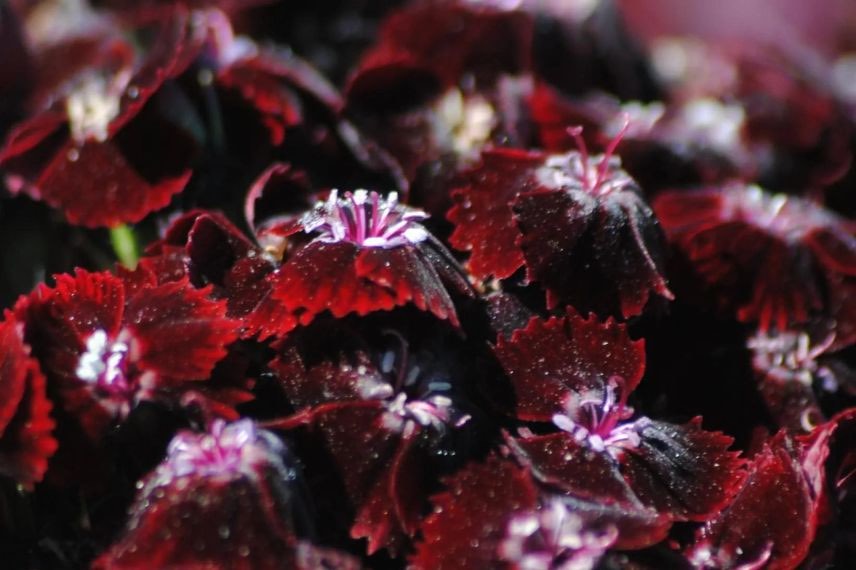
[[267, 323, 474, 555], [688, 426, 836, 570], [94, 419, 358, 570], [494, 308, 746, 536], [498, 498, 617, 570], [448, 126, 672, 318], [13, 268, 241, 445], [0, 6, 209, 227], [250, 189, 473, 339], [747, 327, 856, 432], [0, 314, 57, 489], [412, 453, 668, 568], [654, 183, 856, 332]]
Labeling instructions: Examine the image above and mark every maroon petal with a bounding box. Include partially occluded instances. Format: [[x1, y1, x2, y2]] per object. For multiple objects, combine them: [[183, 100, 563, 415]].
[[620, 418, 747, 522], [509, 433, 640, 506], [350, 431, 427, 554], [270, 241, 398, 334], [269, 345, 376, 409], [279, 401, 414, 554], [366, 1, 533, 89], [511, 186, 595, 298], [654, 185, 853, 331], [15, 269, 126, 355], [36, 138, 191, 227], [412, 455, 539, 570], [185, 212, 257, 286], [589, 193, 674, 317], [494, 308, 645, 421], [447, 149, 542, 280], [0, 317, 57, 488], [0, 111, 67, 198], [217, 47, 343, 146], [357, 245, 460, 326], [688, 430, 831, 569], [125, 279, 238, 382], [244, 162, 314, 239]]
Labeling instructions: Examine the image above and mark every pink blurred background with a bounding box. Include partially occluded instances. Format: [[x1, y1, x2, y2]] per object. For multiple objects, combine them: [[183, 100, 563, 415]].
[[619, 0, 856, 57]]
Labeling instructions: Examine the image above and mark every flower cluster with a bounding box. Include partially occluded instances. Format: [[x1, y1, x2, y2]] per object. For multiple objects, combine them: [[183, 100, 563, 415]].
[[1, 1, 856, 569]]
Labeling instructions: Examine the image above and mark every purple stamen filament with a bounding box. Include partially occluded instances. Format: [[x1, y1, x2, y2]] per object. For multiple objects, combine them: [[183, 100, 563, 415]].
[[304, 190, 429, 248], [552, 377, 644, 457]]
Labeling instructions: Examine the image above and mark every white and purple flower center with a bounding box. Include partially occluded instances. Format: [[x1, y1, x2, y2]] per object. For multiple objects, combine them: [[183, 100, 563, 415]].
[[356, 337, 470, 435], [552, 378, 647, 459], [76, 328, 133, 397], [499, 497, 617, 570], [166, 419, 285, 479], [722, 185, 830, 241], [539, 124, 635, 198], [66, 72, 130, 145], [302, 190, 429, 248], [747, 330, 836, 389]]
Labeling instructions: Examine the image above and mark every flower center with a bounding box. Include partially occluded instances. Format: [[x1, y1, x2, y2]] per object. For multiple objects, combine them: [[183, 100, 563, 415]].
[[360, 333, 470, 434], [747, 330, 836, 389], [76, 328, 133, 396], [66, 72, 129, 144], [499, 497, 617, 570], [166, 419, 283, 479], [301, 190, 429, 248], [551, 377, 646, 458], [538, 122, 635, 197], [722, 185, 828, 241]]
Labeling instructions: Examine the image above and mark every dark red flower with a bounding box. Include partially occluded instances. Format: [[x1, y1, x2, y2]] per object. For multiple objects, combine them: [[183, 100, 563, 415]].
[[412, 453, 667, 569], [747, 326, 856, 432], [14, 268, 240, 442], [0, 6, 206, 227], [650, 39, 853, 192], [654, 183, 856, 332], [495, 309, 746, 532], [267, 323, 474, 554], [412, 455, 539, 570], [250, 189, 472, 338], [0, 314, 57, 488], [497, 496, 617, 570], [448, 127, 672, 318], [687, 427, 834, 569], [94, 419, 357, 570]]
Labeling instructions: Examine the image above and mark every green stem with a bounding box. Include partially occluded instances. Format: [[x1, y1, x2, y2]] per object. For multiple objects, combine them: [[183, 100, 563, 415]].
[[110, 224, 140, 269]]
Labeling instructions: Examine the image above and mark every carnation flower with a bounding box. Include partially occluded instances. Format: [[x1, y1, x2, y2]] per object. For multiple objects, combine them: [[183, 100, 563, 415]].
[[655, 183, 856, 332], [0, 6, 206, 227], [448, 125, 672, 317], [252, 188, 473, 338], [495, 309, 746, 532], [94, 419, 357, 569], [267, 320, 474, 554], [13, 268, 240, 443]]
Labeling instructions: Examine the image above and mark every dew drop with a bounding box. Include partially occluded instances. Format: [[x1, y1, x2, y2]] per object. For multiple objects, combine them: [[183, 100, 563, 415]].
[[238, 545, 250, 557], [67, 148, 80, 162], [218, 525, 231, 539]]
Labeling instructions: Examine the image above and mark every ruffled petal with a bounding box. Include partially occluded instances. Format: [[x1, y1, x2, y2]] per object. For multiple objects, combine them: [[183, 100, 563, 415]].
[[447, 148, 540, 280], [620, 418, 747, 521], [688, 430, 832, 569], [494, 308, 645, 421], [0, 317, 57, 488], [93, 420, 302, 570], [412, 455, 539, 570], [125, 279, 238, 382]]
